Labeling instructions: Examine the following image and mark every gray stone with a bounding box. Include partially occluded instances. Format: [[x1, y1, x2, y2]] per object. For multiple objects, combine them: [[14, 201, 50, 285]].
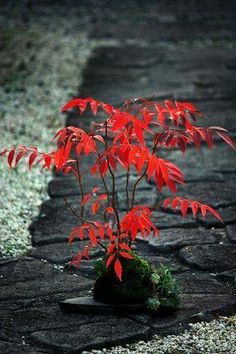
[[226, 224, 236, 243], [28, 318, 150, 353], [0, 341, 44, 354], [147, 228, 216, 251], [29, 241, 104, 265], [48, 175, 113, 198], [151, 211, 197, 229], [179, 244, 236, 272], [218, 269, 236, 284], [160, 144, 236, 180], [175, 272, 230, 294], [0, 304, 115, 334], [0, 258, 93, 302]]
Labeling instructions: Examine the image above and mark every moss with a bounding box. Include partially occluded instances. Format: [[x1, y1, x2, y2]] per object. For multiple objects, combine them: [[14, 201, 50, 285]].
[[93, 253, 180, 313]]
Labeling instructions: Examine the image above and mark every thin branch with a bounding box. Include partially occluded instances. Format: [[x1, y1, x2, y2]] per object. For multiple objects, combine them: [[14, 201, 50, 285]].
[[63, 197, 87, 224], [104, 121, 121, 235], [63, 197, 107, 251], [126, 168, 130, 211], [76, 156, 84, 218], [130, 138, 159, 209]]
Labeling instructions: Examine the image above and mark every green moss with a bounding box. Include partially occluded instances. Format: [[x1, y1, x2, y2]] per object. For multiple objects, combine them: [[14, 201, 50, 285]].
[[93, 253, 180, 313]]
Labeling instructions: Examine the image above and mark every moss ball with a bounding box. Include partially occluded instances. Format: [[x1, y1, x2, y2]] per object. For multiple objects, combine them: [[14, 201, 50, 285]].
[[93, 253, 180, 312]]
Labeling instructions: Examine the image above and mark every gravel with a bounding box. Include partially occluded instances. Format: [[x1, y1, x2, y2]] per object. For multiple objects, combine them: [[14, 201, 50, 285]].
[[0, 3, 94, 256], [85, 316, 236, 354]]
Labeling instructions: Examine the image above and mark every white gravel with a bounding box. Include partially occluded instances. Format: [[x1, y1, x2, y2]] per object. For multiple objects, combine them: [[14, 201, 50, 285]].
[[0, 4, 94, 256], [85, 316, 236, 354]]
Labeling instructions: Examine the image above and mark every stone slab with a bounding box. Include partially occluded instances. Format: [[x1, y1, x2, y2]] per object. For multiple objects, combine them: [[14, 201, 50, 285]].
[[179, 244, 236, 272], [147, 228, 217, 251], [28, 318, 150, 353], [0, 258, 93, 302], [151, 211, 197, 229], [226, 224, 236, 243], [29, 241, 104, 265]]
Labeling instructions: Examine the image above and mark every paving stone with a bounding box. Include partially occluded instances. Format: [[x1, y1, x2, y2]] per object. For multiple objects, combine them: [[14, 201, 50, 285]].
[[0, 304, 115, 334], [48, 175, 112, 198], [0, 341, 44, 354], [90, 12, 236, 41], [226, 224, 236, 243], [117, 186, 157, 210], [0, 258, 93, 302], [218, 269, 236, 284], [30, 197, 107, 245], [28, 318, 150, 353], [160, 144, 236, 180], [147, 228, 217, 251], [179, 244, 236, 272], [29, 241, 104, 265], [134, 293, 236, 334], [81, 45, 236, 103], [175, 272, 231, 294], [0, 257, 64, 286], [151, 211, 197, 229]]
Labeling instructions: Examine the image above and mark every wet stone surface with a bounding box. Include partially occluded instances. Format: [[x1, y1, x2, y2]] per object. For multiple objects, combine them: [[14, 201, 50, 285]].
[[2, 1, 236, 352]]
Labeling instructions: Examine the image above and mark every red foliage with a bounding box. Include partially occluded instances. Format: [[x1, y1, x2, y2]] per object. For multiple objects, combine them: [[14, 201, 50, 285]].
[[1, 97, 235, 280]]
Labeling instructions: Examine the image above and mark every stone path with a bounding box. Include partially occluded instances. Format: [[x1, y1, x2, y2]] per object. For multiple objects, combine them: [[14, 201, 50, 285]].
[[1, 1, 236, 353]]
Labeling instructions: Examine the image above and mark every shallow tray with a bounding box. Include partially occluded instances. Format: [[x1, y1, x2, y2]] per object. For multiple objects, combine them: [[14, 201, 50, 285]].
[[59, 296, 145, 314]]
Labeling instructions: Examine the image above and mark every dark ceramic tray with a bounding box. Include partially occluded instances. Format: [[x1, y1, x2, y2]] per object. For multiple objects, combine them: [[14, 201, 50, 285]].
[[59, 296, 145, 314]]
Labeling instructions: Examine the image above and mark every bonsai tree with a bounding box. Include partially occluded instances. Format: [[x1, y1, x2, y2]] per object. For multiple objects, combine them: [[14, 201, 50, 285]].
[[1, 97, 235, 311]]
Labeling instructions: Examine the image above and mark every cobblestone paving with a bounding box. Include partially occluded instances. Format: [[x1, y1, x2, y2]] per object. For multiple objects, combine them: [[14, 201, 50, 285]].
[[1, 1, 236, 353]]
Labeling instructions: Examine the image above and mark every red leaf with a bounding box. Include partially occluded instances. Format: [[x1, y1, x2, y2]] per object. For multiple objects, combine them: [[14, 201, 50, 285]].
[[82, 194, 91, 206], [106, 207, 114, 214], [163, 198, 171, 209], [180, 199, 189, 217], [90, 100, 100, 115], [92, 201, 100, 215], [205, 205, 223, 223], [8, 149, 15, 167], [119, 243, 131, 251], [191, 201, 199, 217], [119, 251, 134, 260], [28, 152, 38, 170], [106, 253, 116, 268], [114, 259, 122, 281], [88, 228, 97, 245], [0, 149, 8, 157], [94, 135, 105, 144], [216, 131, 236, 150], [15, 149, 26, 166]]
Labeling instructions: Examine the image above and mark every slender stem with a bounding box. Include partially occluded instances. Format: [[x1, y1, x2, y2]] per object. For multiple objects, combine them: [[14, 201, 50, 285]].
[[126, 168, 130, 211], [64, 197, 88, 224], [130, 138, 159, 209], [100, 169, 110, 205], [63, 197, 107, 251], [104, 121, 121, 235], [130, 165, 148, 209], [76, 156, 84, 218]]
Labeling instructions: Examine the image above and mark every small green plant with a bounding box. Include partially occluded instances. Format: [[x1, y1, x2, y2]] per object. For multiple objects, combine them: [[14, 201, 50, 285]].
[[94, 253, 180, 312]]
